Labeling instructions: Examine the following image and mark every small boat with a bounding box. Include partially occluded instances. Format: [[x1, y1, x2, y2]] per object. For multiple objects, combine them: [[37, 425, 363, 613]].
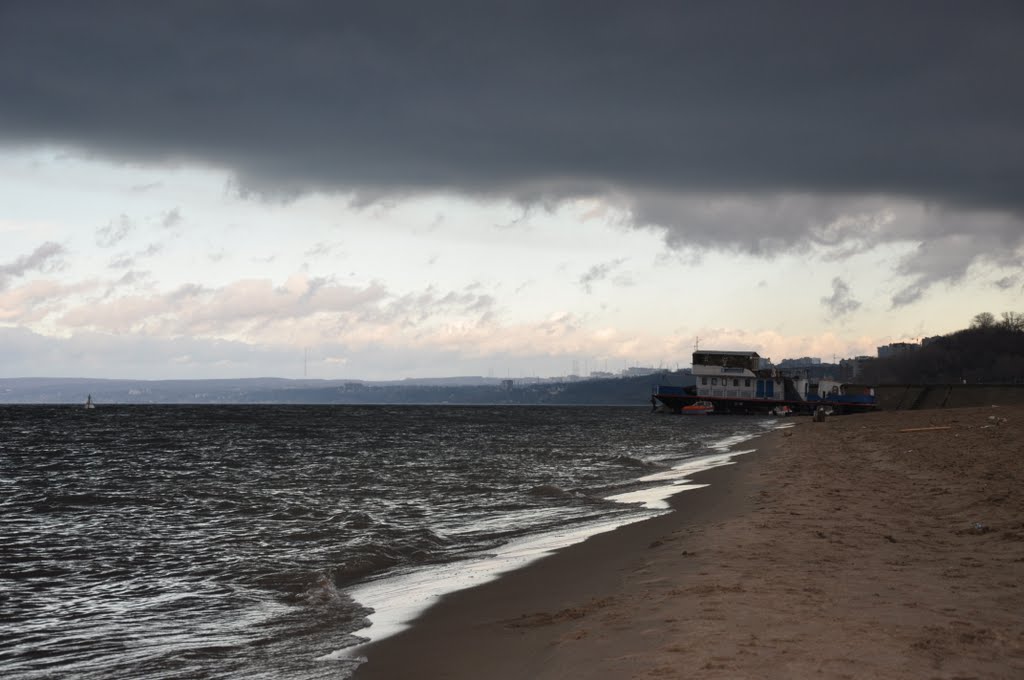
[[681, 400, 714, 415], [84, 394, 95, 409]]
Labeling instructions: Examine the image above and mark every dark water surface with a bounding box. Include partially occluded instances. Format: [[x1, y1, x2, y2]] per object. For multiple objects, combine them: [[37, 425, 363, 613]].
[[1, 405, 773, 678]]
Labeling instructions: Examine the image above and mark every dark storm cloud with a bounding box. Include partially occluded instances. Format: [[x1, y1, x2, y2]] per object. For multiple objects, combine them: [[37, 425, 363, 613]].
[[1, 1, 1023, 296], [1, 2, 1020, 203]]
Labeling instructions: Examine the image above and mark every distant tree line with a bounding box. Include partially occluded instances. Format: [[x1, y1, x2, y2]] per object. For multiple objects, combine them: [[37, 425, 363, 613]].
[[971, 310, 1024, 331], [862, 312, 1024, 385]]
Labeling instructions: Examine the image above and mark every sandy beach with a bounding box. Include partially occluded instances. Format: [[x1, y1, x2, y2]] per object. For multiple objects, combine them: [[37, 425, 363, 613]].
[[353, 405, 1024, 679]]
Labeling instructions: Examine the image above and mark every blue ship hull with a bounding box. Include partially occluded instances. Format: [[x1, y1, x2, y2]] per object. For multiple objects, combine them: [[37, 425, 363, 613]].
[[653, 385, 877, 415]]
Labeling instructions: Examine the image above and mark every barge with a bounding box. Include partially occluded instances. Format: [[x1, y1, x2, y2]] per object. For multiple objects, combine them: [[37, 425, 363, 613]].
[[653, 350, 877, 415]]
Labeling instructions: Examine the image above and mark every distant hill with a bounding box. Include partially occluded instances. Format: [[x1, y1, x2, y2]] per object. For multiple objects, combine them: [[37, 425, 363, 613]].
[[864, 326, 1024, 384], [0, 372, 694, 406]]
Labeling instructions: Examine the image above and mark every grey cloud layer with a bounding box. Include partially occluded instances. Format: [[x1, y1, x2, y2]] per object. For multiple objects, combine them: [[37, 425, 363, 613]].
[[2, 2, 1020, 205], [2, 1, 1022, 302]]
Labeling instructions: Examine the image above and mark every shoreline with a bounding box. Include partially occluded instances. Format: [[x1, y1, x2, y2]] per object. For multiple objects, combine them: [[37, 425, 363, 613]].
[[351, 406, 1024, 678], [341, 422, 770, 659], [350, 423, 771, 678]]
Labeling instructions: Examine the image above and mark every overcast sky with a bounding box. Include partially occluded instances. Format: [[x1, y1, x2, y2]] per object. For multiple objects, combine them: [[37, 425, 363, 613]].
[[1, 1, 1022, 380]]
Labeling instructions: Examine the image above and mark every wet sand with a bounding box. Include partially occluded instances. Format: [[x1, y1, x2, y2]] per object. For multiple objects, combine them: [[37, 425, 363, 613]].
[[353, 406, 1024, 679]]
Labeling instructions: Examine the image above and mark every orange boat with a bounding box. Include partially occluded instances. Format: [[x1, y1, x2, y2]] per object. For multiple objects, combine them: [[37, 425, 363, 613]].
[[681, 400, 714, 415]]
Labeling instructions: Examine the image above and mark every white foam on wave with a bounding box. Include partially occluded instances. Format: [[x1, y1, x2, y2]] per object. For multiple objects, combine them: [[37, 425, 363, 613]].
[[322, 512, 655, 667], [324, 421, 783, 671], [603, 482, 709, 509], [604, 448, 754, 510], [602, 419, 778, 511]]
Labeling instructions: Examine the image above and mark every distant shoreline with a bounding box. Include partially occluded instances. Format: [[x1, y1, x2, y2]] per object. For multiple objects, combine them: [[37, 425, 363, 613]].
[[6, 377, 1022, 409], [0, 372, 691, 406]]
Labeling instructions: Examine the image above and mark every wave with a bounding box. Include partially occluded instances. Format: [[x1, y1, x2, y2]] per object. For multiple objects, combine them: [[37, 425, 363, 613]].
[[329, 527, 455, 584], [3, 403, 758, 679], [611, 454, 662, 468], [527, 484, 573, 498], [30, 492, 121, 512]]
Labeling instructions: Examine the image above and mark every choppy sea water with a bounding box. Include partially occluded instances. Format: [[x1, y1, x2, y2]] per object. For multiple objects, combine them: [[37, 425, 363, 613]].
[[1, 405, 777, 679]]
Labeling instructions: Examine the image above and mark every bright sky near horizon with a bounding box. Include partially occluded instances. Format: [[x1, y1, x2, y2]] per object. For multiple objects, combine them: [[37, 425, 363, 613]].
[[1, 2, 1022, 380]]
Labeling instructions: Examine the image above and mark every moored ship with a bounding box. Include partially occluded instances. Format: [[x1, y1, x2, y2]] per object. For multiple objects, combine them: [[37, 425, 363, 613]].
[[653, 350, 878, 415]]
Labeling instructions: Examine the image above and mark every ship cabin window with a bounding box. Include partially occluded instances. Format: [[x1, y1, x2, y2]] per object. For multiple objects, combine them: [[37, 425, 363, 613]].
[[744, 378, 751, 387], [711, 378, 718, 385], [701, 377, 707, 385], [732, 378, 739, 387]]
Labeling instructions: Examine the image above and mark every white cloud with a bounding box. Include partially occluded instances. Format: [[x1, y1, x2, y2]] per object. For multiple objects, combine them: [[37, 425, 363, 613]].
[[0, 148, 1019, 380]]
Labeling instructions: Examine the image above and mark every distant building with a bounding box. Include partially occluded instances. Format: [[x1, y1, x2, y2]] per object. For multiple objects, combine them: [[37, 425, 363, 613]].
[[840, 356, 875, 380], [621, 366, 661, 377], [877, 342, 919, 359], [500, 379, 514, 391], [778, 357, 822, 368]]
